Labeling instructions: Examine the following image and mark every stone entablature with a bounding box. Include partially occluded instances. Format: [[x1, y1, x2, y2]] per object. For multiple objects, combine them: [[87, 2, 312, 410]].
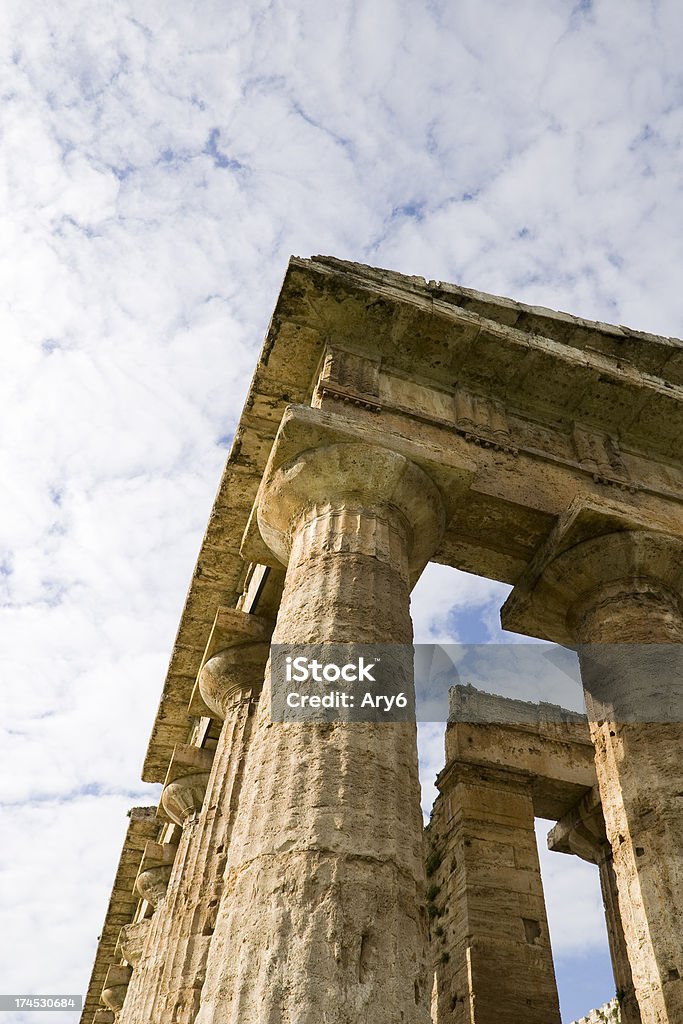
[[81, 258, 683, 1024]]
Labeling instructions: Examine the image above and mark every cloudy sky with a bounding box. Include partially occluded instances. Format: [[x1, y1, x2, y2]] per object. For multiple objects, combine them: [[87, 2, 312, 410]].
[[2, 0, 682, 1020]]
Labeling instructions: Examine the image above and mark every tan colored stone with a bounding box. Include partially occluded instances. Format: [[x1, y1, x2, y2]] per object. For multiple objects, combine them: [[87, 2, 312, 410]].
[[101, 965, 132, 1013], [429, 688, 594, 1024], [503, 514, 683, 1024], [159, 745, 214, 826], [80, 807, 158, 1024], [134, 840, 178, 908], [196, 442, 444, 1024], [117, 919, 150, 967], [82, 259, 683, 1024], [429, 761, 561, 1024], [549, 789, 641, 1024], [117, 613, 271, 1024], [446, 686, 595, 820]]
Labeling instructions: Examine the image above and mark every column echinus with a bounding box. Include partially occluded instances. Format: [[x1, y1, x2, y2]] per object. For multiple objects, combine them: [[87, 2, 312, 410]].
[[196, 442, 445, 1024], [502, 500, 683, 1024]]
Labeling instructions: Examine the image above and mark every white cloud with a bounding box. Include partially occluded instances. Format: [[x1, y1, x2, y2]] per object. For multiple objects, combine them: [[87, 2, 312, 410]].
[[411, 562, 510, 643]]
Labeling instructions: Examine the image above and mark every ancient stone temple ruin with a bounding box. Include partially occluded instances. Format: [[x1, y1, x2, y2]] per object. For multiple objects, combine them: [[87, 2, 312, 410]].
[[81, 257, 683, 1024]]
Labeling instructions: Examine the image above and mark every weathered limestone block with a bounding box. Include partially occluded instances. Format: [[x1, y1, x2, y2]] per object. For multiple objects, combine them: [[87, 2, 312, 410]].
[[439, 686, 635, 1022], [93, 1011, 116, 1024], [428, 685, 601, 1022], [197, 643, 269, 719], [503, 508, 683, 1024], [196, 442, 445, 1024], [80, 805, 158, 1024], [549, 788, 641, 1024], [428, 760, 561, 1024], [119, 611, 271, 1024], [445, 685, 596, 819]]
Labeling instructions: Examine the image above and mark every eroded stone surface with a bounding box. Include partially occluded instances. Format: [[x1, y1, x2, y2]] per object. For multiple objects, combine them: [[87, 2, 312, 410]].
[[504, 525, 683, 1024], [142, 256, 683, 784], [194, 444, 444, 1024], [428, 688, 595, 1024], [81, 260, 683, 1024], [428, 764, 561, 1024]]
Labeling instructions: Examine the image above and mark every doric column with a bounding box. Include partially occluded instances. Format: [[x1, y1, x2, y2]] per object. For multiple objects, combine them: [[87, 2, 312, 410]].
[[503, 512, 683, 1024], [101, 965, 132, 1015], [118, 610, 270, 1024], [116, 838, 179, 1022], [548, 788, 641, 1024], [197, 442, 445, 1024], [428, 763, 561, 1024]]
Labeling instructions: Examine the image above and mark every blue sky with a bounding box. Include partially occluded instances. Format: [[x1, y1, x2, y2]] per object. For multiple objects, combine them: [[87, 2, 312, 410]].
[[2, 1, 683, 1021]]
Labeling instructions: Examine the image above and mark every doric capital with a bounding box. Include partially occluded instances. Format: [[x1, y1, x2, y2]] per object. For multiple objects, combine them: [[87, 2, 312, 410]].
[[547, 787, 606, 865], [160, 744, 214, 826], [101, 965, 132, 1013], [502, 500, 683, 644], [117, 919, 150, 966], [189, 607, 271, 720], [134, 840, 178, 908], [256, 442, 445, 577]]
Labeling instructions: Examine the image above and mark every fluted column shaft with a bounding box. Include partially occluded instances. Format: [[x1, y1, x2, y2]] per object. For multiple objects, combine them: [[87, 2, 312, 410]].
[[116, 839, 177, 1022], [197, 443, 444, 1024], [150, 679, 264, 1021], [575, 579, 683, 1024], [597, 849, 642, 1024], [504, 527, 683, 1024]]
